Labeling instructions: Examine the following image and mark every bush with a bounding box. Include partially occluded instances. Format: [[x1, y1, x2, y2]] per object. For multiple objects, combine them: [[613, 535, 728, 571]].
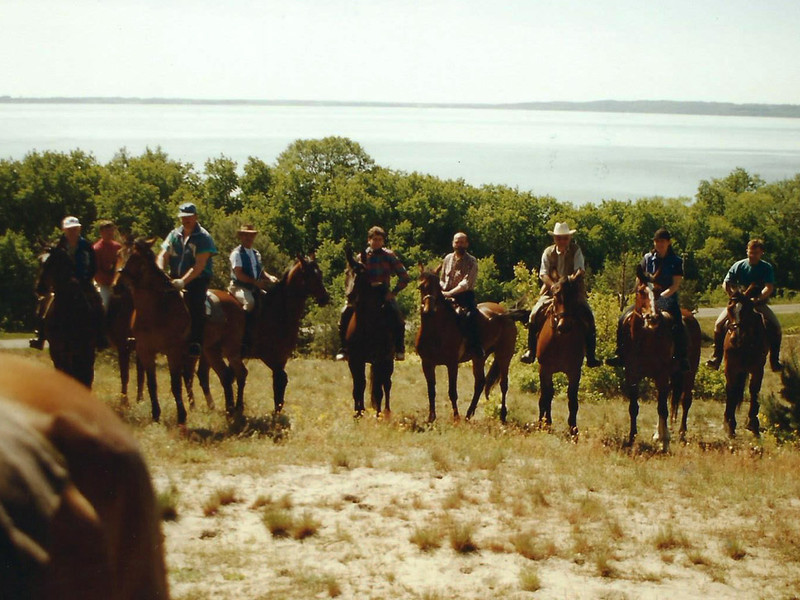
[[0, 231, 38, 331]]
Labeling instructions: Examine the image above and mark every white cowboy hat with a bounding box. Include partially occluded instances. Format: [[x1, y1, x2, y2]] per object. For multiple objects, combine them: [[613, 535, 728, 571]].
[[548, 222, 576, 236]]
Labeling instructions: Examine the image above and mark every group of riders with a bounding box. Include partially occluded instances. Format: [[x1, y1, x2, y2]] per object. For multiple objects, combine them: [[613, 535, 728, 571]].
[[31, 204, 784, 374]]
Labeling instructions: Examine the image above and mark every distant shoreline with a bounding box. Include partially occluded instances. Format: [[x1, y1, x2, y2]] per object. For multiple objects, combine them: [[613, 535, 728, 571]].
[[2, 96, 799, 119]]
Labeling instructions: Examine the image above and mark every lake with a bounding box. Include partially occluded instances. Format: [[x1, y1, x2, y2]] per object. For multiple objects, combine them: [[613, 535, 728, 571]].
[[1, 103, 799, 204]]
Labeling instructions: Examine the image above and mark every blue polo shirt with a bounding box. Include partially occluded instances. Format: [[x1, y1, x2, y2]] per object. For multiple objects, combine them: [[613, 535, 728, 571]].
[[161, 224, 217, 279], [642, 249, 684, 289], [724, 258, 775, 287]]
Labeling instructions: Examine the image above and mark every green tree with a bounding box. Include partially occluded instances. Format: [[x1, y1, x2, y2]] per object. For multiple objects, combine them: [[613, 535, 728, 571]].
[[203, 155, 242, 215], [0, 231, 38, 330]]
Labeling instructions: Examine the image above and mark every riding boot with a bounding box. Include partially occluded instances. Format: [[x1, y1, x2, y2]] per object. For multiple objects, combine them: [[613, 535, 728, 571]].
[[467, 311, 484, 359], [28, 327, 45, 350], [28, 297, 48, 350], [335, 305, 353, 361], [705, 327, 725, 370], [394, 322, 406, 361], [765, 319, 783, 371], [584, 330, 601, 368], [241, 311, 255, 356], [673, 320, 689, 372], [605, 315, 627, 367]]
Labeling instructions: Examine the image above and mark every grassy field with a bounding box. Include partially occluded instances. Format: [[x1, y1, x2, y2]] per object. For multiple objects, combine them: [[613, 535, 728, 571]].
[[5, 340, 800, 599]]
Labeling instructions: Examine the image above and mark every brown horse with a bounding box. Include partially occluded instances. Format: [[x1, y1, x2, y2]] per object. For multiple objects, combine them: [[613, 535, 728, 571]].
[[106, 280, 144, 402], [116, 238, 195, 425], [198, 255, 330, 414], [617, 265, 701, 450], [722, 286, 768, 437], [344, 248, 395, 417], [416, 269, 517, 422], [34, 244, 98, 388], [0, 354, 168, 599], [533, 276, 586, 434]]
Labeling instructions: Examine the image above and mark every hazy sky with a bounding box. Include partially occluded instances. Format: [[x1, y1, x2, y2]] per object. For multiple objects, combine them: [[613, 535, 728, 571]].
[[2, 0, 799, 104]]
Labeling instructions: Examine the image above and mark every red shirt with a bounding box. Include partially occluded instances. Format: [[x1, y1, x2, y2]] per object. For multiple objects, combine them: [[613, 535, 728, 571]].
[[93, 239, 121, 286]]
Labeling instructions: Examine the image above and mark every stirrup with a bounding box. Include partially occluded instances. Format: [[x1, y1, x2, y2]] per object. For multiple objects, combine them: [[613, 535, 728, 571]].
[[585, 356, 602, 368], [28, 338, 45, 350], [605, 355, 624, 367], [520, 350, 536, 364], [705, 357, 721, 371]]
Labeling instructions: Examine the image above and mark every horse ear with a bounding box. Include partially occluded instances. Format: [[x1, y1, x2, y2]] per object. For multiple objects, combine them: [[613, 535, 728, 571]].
[[144, 237, 157, 248], [635, 263, 647, 283], [344, 245, 357, 269], [296, 253, 307, 265]]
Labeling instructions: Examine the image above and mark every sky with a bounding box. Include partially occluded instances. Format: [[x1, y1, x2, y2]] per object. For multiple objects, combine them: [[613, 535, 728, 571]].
[[2, 0, 799, 105]]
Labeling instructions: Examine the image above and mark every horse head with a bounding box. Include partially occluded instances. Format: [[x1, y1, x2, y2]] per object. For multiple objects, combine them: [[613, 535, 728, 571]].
[[549, 274, 581, 333], [633, 264, 662, 330], [285, 253, 330, 306], [726, 287, 761, 348], [417, 267, 445, 316], [344, 245, 376, 307], [117, 238, 171, 292], [35, 244, 74, 295]]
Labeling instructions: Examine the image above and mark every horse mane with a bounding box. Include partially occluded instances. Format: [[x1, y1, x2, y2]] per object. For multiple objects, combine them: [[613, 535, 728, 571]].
[[419, 270, 457, 316], [132, 238, 174, 289]]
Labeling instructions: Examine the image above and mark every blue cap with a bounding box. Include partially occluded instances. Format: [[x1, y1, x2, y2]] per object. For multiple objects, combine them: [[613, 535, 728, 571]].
[[178, 202, 197, 217]]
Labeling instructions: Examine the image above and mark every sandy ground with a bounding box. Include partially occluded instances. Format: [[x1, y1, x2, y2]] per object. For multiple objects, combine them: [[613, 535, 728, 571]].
[[152, 459, 800, 600]]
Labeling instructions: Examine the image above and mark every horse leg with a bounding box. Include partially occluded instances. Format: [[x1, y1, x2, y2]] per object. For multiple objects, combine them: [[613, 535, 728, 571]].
[[499, 362, 510, 424], [539, 369, 554, 429], [445, 363, 461, 421], [724, 371, 747, 437], [669, 370, 683, 429], [196, 355, 214, 410], [141, 356, 160, 423], [383, 360, 393, 416], [746, 368, 764, 436], [465, 358, 486, 421], [207, 350, 235, 415], [626, 381, 639, 447], [349, 359, 366, 416], [369, 365, 382, 415], [135, 355, 145, 402], [272, 367, 288, 413], [566, 372, 580, 436], [655, 378, 671, 453], [167, 355, 188, 426], [422, 361, 438, 422], [118, 344, 130, 402], [182, 357, 197, 410], [230, 358, 248, 414], [678, 373, 694, 442]]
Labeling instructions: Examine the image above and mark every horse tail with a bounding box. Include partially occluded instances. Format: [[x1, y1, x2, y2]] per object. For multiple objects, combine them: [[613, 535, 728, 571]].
[[507, 309, 530, 324], [485, 358, 500, 398]]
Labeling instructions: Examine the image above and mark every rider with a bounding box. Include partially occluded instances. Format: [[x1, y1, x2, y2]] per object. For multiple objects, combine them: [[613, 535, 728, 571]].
[[705, 238, 782, 372], [335, 226, 410, 361], [29, 216, 109, 351], [92, 219, 122, 311], [606, 227, 689, 371], [440, 232, 483, 359], [227, 223, 279, 354], [520, 222, 601, 367], [157, 202, 218, 358]]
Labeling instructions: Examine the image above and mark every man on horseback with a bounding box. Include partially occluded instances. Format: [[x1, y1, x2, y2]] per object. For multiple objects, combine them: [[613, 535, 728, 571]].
[[92, 219, 121, 311], [29, 216, 109, 351], [606, 228, 689, 371], [705, 238, 782, 372], [520, 222, 601, 367], [440, 232, 484, 359], [157, 202, 218, 358], [335, 226, 410, 361], [227, 224, 279, 354]]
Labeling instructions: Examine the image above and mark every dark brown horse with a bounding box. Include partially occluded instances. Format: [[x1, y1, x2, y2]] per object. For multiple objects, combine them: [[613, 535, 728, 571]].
[[533, 275, 586, 434], [195, 290, 247, 415], [116, 238, 195, 425], [34, 244, 98, 388], [0, 354, 168, 599], [106, 281, 144, 402], [722, 286, 768, 437], [198, 255, 330, 414], [416, 269, 517, 422], [617, 265, 701, 450], [344, 249, 395, 417]]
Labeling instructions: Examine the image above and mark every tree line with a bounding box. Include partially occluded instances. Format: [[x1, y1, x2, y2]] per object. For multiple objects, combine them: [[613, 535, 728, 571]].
[[1, 136, 799, 335]]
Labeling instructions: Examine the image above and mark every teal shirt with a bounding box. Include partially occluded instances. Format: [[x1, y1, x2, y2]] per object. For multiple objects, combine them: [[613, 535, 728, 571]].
[[161, 224, 217, 279], [724, 258, 775, 287]]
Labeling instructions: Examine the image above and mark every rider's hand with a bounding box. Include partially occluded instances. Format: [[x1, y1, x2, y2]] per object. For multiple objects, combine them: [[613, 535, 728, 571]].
[[171, 278, 185, 291]]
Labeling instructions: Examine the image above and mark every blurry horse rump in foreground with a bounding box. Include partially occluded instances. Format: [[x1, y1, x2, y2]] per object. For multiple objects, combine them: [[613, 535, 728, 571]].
[[616, 265, 700, 450], [416, 268, 517, 423], [34, 244, 99, 388], [723, 285, 769, 437], [0, 354, 168, 599]]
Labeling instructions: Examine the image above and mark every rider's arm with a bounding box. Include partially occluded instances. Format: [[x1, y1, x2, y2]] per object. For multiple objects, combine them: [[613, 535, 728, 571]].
[[757, 282, 774, 303], [443, 257, 477, 297], [156, 248, 169, 272], [178, 252, 211, 285], [661, 274, 682, 298]]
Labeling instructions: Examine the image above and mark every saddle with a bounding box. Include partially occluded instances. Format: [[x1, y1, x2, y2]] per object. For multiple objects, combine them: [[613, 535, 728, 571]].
[[204, 291, 225, 324]]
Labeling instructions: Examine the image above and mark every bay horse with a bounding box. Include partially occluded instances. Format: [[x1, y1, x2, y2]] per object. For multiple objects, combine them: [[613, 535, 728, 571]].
[[617, 265, 701, 451], [722, 286, 768, 437], [116, 238, 195, 425], [416, 269, 517, 422], [106, 280, 144, 402], [344, 248, 395, 417], [532, 275, 586, 434], [197, 255, 330, 413], [34, 244, 98, 388], [0, 354, 168, 599]]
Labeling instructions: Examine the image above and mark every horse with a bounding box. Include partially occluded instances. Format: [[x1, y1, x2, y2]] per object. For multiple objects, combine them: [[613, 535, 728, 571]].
[[343, 248, 396, 417], [0, 354, 168, 599], [106, 280, 144, 402], [34, 244, 98, 388], [722, 285, 769, 437], [416, 269, 517, 422], [197, 255, 330, 413], [532, 275, 586, 434], [116, 238, 195, 425], [617, 265, 701, 451]]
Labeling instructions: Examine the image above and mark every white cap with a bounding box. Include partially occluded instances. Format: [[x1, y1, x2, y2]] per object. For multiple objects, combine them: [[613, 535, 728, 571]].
[[62, 216, 81, 229]]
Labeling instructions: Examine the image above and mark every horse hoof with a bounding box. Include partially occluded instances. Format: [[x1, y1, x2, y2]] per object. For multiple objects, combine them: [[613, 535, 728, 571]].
[[427, 413, 436, 423], [353, 410, 364, 419]]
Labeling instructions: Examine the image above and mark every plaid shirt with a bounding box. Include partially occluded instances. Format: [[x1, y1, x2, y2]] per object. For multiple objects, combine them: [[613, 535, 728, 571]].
[[362, 247, 410, 294]]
